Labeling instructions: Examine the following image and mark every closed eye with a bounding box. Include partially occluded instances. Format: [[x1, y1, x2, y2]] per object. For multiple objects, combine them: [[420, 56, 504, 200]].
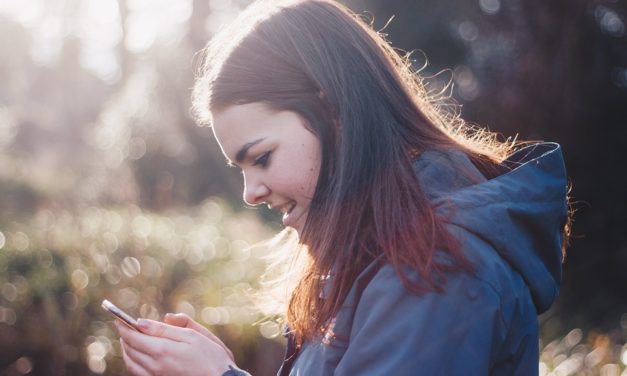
[[253, 151, 272, 167]]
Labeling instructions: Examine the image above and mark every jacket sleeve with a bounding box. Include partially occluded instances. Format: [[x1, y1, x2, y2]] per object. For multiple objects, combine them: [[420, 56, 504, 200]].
[[333, 265, 507, 376]]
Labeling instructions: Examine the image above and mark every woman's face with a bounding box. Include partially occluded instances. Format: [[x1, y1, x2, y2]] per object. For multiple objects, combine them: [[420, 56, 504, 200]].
[[212, 102, 321, 235]]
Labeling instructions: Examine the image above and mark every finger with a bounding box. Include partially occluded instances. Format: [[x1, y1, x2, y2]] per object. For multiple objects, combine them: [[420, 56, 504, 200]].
[[164, 313, 234, 362], [115, 320, 166, 359], [136, 318, 194, 343], [164, 313, 212, 336], [120, 338, 152, 376], [163, 312, 187, 327]]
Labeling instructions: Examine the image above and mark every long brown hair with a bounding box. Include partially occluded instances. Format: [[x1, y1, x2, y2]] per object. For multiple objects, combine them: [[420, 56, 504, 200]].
[[192, 0, 517, 345]]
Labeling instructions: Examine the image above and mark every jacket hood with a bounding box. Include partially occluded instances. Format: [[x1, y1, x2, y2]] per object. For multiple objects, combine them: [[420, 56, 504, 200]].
[[414, 142, 568, 314]]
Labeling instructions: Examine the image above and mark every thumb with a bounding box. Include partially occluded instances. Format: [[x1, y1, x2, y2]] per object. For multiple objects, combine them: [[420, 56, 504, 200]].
[[164, 313, 207, 334], [135, 319, 190, 342], [164, 312, 189, 327], [164, 313, 234, 361]]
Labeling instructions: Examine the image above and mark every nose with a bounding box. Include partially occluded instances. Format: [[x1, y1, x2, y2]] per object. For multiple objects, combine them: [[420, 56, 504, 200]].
[[242, 172, 270, 206]]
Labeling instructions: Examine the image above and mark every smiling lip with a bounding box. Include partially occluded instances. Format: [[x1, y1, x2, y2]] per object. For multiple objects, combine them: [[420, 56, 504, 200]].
[[269, 202, 297, 226], [282, 206, 297, 226], [269, 201, 294, 213]]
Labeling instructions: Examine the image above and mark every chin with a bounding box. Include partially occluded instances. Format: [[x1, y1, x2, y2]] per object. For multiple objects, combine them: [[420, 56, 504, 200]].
[[289, 223, 305, 239], [291, 225, 303, 237]]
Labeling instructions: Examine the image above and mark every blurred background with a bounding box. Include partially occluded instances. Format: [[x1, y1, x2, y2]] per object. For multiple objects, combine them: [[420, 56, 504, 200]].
[[0, 0, 625, 375]]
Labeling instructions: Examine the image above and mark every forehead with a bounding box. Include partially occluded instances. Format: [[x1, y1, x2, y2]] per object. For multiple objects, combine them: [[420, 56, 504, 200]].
[[212, 103, 273, 154], [212, 102, 273, 138], [213, 102, 320, 164]]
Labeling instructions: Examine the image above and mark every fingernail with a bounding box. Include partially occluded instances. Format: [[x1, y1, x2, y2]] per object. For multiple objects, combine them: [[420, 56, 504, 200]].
[[137, 319, 150, 331], [164, 313, 174, 319]]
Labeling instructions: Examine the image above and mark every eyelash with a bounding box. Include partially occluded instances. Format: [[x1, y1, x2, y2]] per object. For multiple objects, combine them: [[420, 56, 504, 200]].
[[253, 151, 272, 167]]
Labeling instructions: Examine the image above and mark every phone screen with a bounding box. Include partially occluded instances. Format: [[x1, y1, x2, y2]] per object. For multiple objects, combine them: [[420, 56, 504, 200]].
[[101, 299, 140, 331]]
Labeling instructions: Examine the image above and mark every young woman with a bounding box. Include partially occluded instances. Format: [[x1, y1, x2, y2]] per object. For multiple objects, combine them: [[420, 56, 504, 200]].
[[115, 0, 571, 375]]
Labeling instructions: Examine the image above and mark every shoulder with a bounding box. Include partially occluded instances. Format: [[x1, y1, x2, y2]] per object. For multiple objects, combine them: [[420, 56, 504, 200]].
[[354, 260, 506, 329], [413, 148, 487, 200], [341, 248, 539, 370], [324, 260, 513, 374], [299, 250, 540, 374], [349, 240, 537, 339]]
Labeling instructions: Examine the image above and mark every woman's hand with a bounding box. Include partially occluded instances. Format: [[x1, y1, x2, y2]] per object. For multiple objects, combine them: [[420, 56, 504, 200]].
[[163, 313, 234, 362], [115, 315, 237, 376]]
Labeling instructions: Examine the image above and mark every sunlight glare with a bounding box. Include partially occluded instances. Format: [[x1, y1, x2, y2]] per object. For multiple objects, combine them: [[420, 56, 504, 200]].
[[0, 0, 44, 28], [77, 0, 122, 82], [125, 0, 192, 53], [125, 12, 157, 53]]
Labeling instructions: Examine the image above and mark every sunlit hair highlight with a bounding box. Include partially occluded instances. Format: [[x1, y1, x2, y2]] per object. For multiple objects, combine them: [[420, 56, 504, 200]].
[[193, 0, 521, 345]]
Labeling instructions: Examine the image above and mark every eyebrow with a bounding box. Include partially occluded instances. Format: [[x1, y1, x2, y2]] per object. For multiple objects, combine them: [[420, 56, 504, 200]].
[[235, 138, 265, 164]]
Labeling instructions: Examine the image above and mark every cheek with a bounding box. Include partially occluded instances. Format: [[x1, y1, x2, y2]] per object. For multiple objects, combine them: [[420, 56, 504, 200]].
[[283, 164, 317, 198], [280, 135, 321, 199], [278, 153, 319, 198], [300, 151, 321, 198]]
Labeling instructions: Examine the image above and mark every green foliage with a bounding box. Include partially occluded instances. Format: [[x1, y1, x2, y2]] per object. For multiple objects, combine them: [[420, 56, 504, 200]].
[[539, 328, 627, 376], [0, 200, 284, 375]]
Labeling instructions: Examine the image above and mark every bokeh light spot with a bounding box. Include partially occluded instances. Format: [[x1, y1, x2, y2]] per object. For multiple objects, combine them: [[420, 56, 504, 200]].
[[13, 232, 29, 251], [87, 341, 107, 360], [201, 307, 220, 325], [479, 0, 500, 15], [71, 269, 90, 290], [121, 257, 141, 278], [105, 265, 122, 285], [565, 328, 583, 348], [230, 240, 250, 262], [139, 304, 160, 320], [140, 256, 162, 278], [127, 137, 147, 160], [102, 232, 119, 253], [15, 356, 32, 374], [87, 357, 106, 374], [1, 283, 18, 301], [176, 301, 196, 319], [37, 249, 53, 268], [202, 200, 224, 223], [600, 363, 620, 376], [454, 65, 479, 101], [458, 20, 478, 42], [62, 291, 79, 310], [259, 321, 280, 339], [0, 307, 17, 325], [116, 288, 139, 309], [585, 347, 607, 368], [185, 245, 204, 265], [595, 6, 625, 37], [132, 216, 152, 238], [611, 67, 627, 88]]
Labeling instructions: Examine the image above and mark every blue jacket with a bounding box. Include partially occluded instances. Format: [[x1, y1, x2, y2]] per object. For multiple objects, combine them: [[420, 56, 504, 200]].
[[279, 142, 568, 375]]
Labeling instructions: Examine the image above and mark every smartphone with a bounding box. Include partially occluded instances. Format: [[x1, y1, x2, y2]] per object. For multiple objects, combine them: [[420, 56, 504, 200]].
[[101, 299, 140, 331]]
